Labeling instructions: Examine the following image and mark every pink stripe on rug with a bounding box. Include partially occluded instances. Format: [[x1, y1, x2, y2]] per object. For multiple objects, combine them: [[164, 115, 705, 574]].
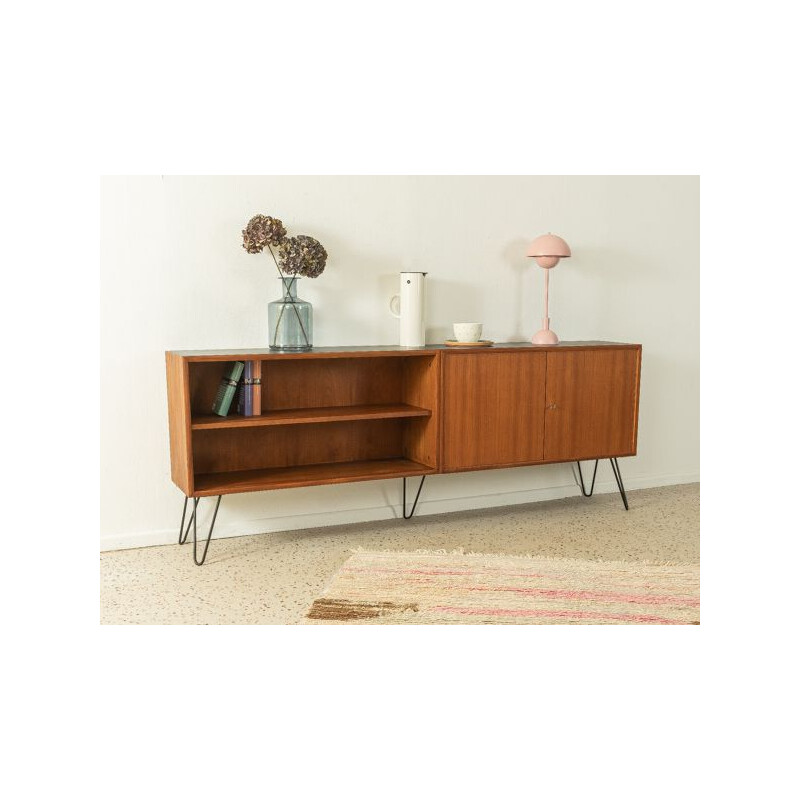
[[463, 586, 700, 607], [429, 606, 687, 624]]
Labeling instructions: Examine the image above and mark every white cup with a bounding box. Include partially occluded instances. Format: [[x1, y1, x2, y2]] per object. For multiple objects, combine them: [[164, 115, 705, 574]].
[[453, 322, 482, 342]]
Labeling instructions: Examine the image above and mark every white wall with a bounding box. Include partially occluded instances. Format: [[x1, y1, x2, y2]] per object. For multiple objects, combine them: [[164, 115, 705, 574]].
[[100, 176, 699, 550]]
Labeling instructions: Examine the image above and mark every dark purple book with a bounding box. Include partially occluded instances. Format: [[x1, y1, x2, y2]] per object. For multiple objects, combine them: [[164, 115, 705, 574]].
[[241, 361, 254, 416]]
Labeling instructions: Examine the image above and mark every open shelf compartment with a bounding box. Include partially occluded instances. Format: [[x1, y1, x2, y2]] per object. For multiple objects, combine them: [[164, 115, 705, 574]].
[[182, 353, 440, 495]]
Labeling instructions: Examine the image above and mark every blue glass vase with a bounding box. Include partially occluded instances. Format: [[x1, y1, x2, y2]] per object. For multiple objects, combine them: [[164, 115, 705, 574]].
[[268, 277, 313, 351]]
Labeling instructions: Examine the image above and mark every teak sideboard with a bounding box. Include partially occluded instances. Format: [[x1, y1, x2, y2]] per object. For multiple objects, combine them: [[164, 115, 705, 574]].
[[166, 342, 641, 564]]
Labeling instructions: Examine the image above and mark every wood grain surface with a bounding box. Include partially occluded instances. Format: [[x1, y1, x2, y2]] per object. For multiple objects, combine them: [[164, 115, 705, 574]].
[[191, 403, 430, 430], [401, 355, 440, 469], [442, 351, 547, 471], [543, 347, 641, 461], [165, 352, 193, 495], [193, 458, 435, 496], [166, 344, 641, 497]]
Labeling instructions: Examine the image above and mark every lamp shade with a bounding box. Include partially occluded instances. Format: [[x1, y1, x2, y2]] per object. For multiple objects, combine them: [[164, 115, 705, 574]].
[[526, 234, 571, 269]]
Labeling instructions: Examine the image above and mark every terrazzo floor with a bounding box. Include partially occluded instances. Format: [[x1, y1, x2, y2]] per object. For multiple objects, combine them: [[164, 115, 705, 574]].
[[100, 483, 699, 625]]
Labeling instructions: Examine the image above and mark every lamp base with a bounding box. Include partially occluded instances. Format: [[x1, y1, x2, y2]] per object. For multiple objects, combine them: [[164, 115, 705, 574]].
[[531, 328, 559, 345]]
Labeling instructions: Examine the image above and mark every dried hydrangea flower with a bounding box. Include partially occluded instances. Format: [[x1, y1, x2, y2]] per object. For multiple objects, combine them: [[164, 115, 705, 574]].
[[277, 236, 305, 275], [295, 235, 327, 278], [242, 214, 287, 253], [278, 235, 328, 278]]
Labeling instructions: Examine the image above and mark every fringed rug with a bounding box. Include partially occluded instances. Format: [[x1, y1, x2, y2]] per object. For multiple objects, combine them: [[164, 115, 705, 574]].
[[306, 550, 700, 625]]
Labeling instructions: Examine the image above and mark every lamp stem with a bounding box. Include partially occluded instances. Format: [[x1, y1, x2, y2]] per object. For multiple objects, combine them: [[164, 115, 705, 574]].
[[543, 269, 550, 330]]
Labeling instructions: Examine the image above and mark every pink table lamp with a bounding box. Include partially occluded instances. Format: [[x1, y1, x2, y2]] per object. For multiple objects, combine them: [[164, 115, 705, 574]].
[[526, 233, 571, 345]]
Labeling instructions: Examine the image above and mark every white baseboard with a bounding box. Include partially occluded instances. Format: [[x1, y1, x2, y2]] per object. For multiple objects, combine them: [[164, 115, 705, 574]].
[[100, 470, 699, 552]]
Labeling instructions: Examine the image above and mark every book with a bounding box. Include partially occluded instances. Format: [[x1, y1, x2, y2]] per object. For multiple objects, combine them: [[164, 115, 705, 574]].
[[238, 362, 249, 416], [251, 361, 262, 416], [235, 379, 245, 415], [212, 361, 245, 416], [237, 361, 262, 416]]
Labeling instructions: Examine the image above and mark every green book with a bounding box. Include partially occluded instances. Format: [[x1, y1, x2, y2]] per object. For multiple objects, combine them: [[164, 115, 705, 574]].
[[212, 361, 245, 416]]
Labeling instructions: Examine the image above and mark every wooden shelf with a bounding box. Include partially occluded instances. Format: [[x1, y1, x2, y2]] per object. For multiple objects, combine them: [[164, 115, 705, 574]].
[[191, 403, 431, 430], [193, 458, 435, 496]]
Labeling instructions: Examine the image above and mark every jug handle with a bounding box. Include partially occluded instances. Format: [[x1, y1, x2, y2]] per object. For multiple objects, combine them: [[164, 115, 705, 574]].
[[389, 295, 401, 318]]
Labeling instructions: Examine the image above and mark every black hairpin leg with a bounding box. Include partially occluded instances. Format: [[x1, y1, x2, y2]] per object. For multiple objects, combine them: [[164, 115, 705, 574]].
[[178, 495, 222, 565], [609, 458, 629, 511], [178, 496, 194, 545], [575, 459, 629, 511], [575, 460, 599, 497], [402, 475, 426, 519]]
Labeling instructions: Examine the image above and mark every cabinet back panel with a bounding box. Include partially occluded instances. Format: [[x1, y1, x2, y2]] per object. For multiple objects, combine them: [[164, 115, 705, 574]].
[[264, 358, 403, 410], [189, 362, 230, 417], [192, 419, 404, 474]]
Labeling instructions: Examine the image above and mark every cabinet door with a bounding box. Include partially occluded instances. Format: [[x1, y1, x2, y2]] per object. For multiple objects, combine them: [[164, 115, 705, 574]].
[[443, 352, 546, 471], [544, 348, 640, 462]]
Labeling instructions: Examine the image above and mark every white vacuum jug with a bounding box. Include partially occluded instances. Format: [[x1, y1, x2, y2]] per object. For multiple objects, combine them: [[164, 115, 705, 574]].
[[389, 271, 427, 347]]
